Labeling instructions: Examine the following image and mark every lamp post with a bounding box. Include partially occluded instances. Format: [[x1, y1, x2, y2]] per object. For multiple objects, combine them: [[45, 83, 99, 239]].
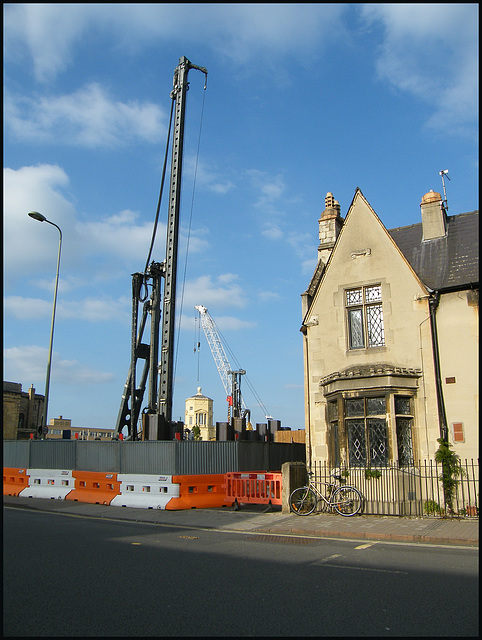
[[28, 212, 62, 439]]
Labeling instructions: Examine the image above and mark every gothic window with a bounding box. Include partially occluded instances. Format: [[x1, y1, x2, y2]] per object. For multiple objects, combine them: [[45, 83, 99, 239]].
[[345, 396, 388, 466], [327, 400, 340, 467], [346, 285, 385, 349], [395, 396, 414, 465]]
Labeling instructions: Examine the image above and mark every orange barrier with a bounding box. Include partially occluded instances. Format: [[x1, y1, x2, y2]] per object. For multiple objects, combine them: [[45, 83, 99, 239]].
[[225, 472, 282, 507], [66, 471, 121, 505], [3, 468, 29, 496], [167, 474, 231, 510]]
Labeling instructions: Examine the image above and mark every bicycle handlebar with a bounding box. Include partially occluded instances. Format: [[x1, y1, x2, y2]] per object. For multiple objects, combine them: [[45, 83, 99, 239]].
[[307, 470, 343, 481]]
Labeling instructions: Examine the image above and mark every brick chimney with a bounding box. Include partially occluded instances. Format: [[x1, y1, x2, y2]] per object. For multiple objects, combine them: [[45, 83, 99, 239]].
[[318, 192, 344, 264], [420, 190, 447, 241], [27, 384, 36, 429]]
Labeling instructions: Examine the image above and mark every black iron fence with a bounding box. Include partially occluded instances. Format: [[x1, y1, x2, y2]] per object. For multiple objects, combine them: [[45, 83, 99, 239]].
[[311, 459, 479, 518]]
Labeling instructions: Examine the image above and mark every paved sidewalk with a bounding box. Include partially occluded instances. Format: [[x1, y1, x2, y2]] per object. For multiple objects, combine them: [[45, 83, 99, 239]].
[[3, 494, 478, 547]]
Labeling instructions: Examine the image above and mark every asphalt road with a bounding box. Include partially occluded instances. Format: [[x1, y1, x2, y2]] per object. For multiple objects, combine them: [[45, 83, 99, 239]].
[[3, 507, 479, 637]]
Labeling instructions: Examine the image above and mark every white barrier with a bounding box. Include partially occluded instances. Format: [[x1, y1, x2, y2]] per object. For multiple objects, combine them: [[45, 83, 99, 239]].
[[21, 469, 75, 500], [110, 474, 180, 509]]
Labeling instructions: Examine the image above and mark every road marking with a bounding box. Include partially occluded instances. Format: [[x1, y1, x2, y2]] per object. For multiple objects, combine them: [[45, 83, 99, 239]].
[[179, 535, 199, 539], [320, 554, 343, 562], [355, 542, 378, 549], [131, 542, 142, 545], [319, 564, 407, 574]]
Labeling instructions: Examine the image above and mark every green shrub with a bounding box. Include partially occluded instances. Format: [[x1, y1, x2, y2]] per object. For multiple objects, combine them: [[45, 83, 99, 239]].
[[424, 499, 442, 515], [435, 438, 466, 514]]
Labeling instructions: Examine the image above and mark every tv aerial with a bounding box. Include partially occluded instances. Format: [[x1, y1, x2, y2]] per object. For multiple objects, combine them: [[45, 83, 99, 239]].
[[439, 169, 450, 211]]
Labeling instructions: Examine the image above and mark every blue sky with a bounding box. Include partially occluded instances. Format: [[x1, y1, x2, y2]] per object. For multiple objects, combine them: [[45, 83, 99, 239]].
[[3, 4, 478, 431]]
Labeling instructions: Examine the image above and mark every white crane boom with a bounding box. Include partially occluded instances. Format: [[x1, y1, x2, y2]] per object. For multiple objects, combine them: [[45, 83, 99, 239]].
[[195, 305, 247, 419]]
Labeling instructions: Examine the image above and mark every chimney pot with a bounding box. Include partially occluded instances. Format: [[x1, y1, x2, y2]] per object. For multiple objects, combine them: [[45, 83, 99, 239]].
[[420, 190, 446, 240]]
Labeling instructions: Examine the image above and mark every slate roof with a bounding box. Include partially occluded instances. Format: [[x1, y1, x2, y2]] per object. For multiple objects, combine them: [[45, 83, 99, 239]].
[[388, 210, 479, 291]]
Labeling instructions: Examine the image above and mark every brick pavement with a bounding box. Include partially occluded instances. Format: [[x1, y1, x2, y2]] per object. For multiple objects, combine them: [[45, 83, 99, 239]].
[[3, 495, 478, 547]]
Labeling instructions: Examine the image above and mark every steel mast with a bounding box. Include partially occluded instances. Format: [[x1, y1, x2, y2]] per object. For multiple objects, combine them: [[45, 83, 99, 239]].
[[157, 57, 208, 427], [115, 57, 207, 440]]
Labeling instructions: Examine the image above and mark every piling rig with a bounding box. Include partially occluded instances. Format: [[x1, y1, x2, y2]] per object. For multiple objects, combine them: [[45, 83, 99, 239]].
[[114, 57, 207, 440]]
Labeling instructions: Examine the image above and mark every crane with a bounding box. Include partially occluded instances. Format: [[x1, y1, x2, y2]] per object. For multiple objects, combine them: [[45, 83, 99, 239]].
[[195, 305, 249, 422], [114, 57, 207, 440]]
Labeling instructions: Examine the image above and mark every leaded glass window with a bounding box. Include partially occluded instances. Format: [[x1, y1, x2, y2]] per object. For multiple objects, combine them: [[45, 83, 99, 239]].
[[368, 419, 388, 465], [396, 418, 414, 466], [367, 397, 386, 415], [346, 397, 388, 466], [346, 398, 364, 417], [395, 396, 414, 465], [346, 285, 385, 349], [347, 420, 367, 465], [395, 396, 411, 415], [328, 401, 340, 467]]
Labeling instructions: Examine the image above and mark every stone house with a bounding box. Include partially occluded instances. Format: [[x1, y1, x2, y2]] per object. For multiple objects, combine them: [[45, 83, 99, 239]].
[[301, 189, 478, 469], [3, 382, 44, 439]]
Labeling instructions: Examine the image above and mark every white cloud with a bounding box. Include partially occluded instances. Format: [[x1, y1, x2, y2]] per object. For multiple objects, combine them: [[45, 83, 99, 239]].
[[3, 164, 209, 286], [4, 4, 347, 81], [184, 155, 236, 195], [5, 294, 131, 323], [5, 83, 165, 148], [3, 164, 77, 279], [183, 274, 247, 310], [360, 4, 478, 137], [262, 223, 284, 241], [4, 345, 115, 387], [60, 297, 131, 323], [4, 296, 52, 319], [210, 315, 256, 331], [180, 312, 255, 333], [77, 209, 159, 260], [258, 291, 281, 303]]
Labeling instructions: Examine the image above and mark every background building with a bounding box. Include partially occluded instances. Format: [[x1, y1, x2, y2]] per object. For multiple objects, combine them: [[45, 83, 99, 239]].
[[184, 388, 215, 440], [46, 417, 115, 440], [3, 382, 44, 440]]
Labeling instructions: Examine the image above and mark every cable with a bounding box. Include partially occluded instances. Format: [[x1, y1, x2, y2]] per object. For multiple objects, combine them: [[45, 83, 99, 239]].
[[174, 82, 207, 381]]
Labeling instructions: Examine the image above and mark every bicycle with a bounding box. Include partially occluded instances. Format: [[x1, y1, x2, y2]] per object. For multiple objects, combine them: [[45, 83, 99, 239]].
[[289, 471, 363, 517]]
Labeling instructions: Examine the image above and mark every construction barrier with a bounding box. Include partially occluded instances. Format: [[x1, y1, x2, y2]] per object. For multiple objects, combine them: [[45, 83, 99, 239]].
[[3, 468, 30, 496], [20, 469, 75, 500], [65, 471, 121, 505], [225, 472, 282, 507], [4, 467, 283, 511], [167, 474, 232, 510], [110, 474, 180, 509]]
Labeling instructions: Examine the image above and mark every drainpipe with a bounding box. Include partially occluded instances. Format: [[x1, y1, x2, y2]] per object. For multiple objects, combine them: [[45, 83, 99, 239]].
[[428, 291, 448, 441], [301, 327, 313, 471]]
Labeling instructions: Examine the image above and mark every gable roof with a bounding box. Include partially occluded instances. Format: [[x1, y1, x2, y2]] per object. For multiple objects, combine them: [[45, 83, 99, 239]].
[[302, 193, 479, 323], [388, 210, 479, 291]]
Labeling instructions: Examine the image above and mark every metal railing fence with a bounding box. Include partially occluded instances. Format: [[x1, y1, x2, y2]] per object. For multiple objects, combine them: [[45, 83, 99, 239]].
[[311, 459, 479, 518]]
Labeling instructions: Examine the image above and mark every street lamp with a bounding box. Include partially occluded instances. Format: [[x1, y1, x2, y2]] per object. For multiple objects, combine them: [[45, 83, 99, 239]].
[[28, 211, 62, 439]]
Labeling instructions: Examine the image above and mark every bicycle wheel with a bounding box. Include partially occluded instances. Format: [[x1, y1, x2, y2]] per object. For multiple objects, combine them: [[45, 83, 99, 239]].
[[289, 487, 317, 515], [332, 486, 363, 516]]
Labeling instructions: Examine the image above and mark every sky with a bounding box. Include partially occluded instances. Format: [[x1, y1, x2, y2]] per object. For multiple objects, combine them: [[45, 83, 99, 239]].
[[3, 3, 479, 432]]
